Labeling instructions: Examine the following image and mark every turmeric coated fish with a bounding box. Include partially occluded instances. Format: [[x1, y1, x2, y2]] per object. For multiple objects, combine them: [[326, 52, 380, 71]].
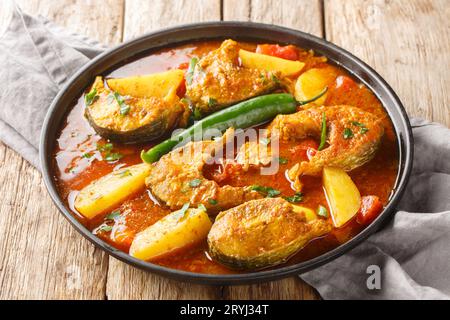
[[268, 105, 384, 190], [145, 129, 262, 212], [185, 39, 279, 114]]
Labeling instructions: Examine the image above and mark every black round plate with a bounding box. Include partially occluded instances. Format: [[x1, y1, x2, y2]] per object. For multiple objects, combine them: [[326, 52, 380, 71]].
[[40, 22, 413, 285]]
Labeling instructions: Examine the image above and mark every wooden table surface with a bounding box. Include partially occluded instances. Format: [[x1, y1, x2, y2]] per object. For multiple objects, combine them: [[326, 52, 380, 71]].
[[0, 0, 448, 300]]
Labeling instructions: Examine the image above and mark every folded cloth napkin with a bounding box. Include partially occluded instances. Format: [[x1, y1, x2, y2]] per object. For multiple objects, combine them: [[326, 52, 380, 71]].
[[0, 3, 105, 168], [1, 4, 449, 300]]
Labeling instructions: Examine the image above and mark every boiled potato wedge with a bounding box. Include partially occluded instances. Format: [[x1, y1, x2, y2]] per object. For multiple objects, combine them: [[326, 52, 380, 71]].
[[323, 166, 361, 227], [294, 67, 337, 105], [130, 206, 212, 261], [107, 69, 184, 98], [239, 49, 304, 77], [75, 163, 151, 219]]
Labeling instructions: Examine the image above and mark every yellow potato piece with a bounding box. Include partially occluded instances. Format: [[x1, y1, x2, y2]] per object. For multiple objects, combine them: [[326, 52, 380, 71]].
[[323, 167, 361, 228], [74, 163, 151, 219], [292, 205, 317, 222], [130, 207, 212, 261], [106, 69, 184, 98], [239, 49, 305, 77], [294, 67, 337, 105]]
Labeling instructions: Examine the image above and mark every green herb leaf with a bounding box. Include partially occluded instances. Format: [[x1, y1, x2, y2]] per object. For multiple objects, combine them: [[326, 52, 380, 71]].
[[193, 107, 202, 120], [351, 121, 364, 127], [298, 86, 328, 105], [112, 92, 130, 116], [173, 203, 190, 220], [317, 205, 329, 218], [98, 225, 112, 232], [185, 57, 198, 85], [85, 88, 98, 106], [82, 152, 92, 159], [260, 137, 271, 145], [251, 185, 281, 198], [351, 121, 369, 134], [105, 152, 123, 162], [208, 97, 217, 107], [189, 178, 202, 188], [97, 143, 113, 152], [271, 74, 280, 85], [105, 210, 121, 221], [197, 204, 207, 212], [284, 192, 304, 203], [318, 112, 327, 151], [208, 198, 218, 205], [343, 128, 354, 139], [277, 157, 288, 165]]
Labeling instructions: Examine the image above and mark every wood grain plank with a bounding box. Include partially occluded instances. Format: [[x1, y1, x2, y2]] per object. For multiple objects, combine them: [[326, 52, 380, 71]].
[[106, 0, 223, 300], [0, 143, 110, 299], [223, 0, 323, 37], [0, 0, 124, 299], [15, 0, 124, 44], [221, 0, 323, 300], [123, 0, 222, 40], [325, 0, 450, 127]]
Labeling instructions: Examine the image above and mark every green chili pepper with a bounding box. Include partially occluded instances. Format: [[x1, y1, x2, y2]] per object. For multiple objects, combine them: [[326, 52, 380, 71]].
[[141, 93, 297, 163]]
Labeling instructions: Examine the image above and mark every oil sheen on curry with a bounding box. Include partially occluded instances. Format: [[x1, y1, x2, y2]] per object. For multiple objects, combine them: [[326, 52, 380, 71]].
[[53, 40, 398, 274]]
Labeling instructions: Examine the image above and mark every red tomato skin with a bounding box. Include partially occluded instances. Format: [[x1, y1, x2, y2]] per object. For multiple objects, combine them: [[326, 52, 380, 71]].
[[256, 44, 299, 61], [356, 195, 383, 226], [334, 75, 357, 93], [177, 62, 189, 70], [177, 78, 186, 97]]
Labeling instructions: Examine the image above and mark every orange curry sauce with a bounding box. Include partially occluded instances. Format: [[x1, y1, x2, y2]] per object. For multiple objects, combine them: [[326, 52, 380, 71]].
[[53, 41, 398, 274]]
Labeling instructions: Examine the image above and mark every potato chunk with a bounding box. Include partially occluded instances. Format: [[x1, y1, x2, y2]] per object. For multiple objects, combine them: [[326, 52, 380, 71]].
[[74, 163, 151, 219], [239, 49, 305, 77], [130, 206, 212, 261], [323, 166, 361, 227], [106, 69, 184, 98], [294, 67, 337, 105]]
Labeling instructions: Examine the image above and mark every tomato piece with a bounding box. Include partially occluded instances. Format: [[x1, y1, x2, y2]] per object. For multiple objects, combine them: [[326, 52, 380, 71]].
[[334, 75, 357, 94], [356, 195, 383, 226], [177, 62, 189, 70], [256, 44, 299, 61], [177, 78, 186, 97]]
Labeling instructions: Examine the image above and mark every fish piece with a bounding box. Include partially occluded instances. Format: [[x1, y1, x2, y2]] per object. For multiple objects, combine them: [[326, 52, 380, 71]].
[[185, 39, 279, 114], [208, 198, 332, 270], [145, 129, 262, 212], [268, 105, 384, 190], [85, 76, 184, 143]]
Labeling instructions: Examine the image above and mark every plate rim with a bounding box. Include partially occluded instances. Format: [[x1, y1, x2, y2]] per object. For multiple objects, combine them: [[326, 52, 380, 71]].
[[39, 21, 413, 285]]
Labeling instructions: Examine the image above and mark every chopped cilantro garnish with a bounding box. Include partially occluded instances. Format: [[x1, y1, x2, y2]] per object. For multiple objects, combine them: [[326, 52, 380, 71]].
[[284, 192, 304, 203], [84, 88, 98, 106], [189, 178, 202, 188], [343, 128, 354, 139], [251, 185, 281, 198], [317, 205, 329, 218]]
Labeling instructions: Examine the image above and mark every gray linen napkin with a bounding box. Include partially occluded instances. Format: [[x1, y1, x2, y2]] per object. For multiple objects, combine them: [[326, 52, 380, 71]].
[[1, 5, 449, 300], [0, 4, 105, 168]]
